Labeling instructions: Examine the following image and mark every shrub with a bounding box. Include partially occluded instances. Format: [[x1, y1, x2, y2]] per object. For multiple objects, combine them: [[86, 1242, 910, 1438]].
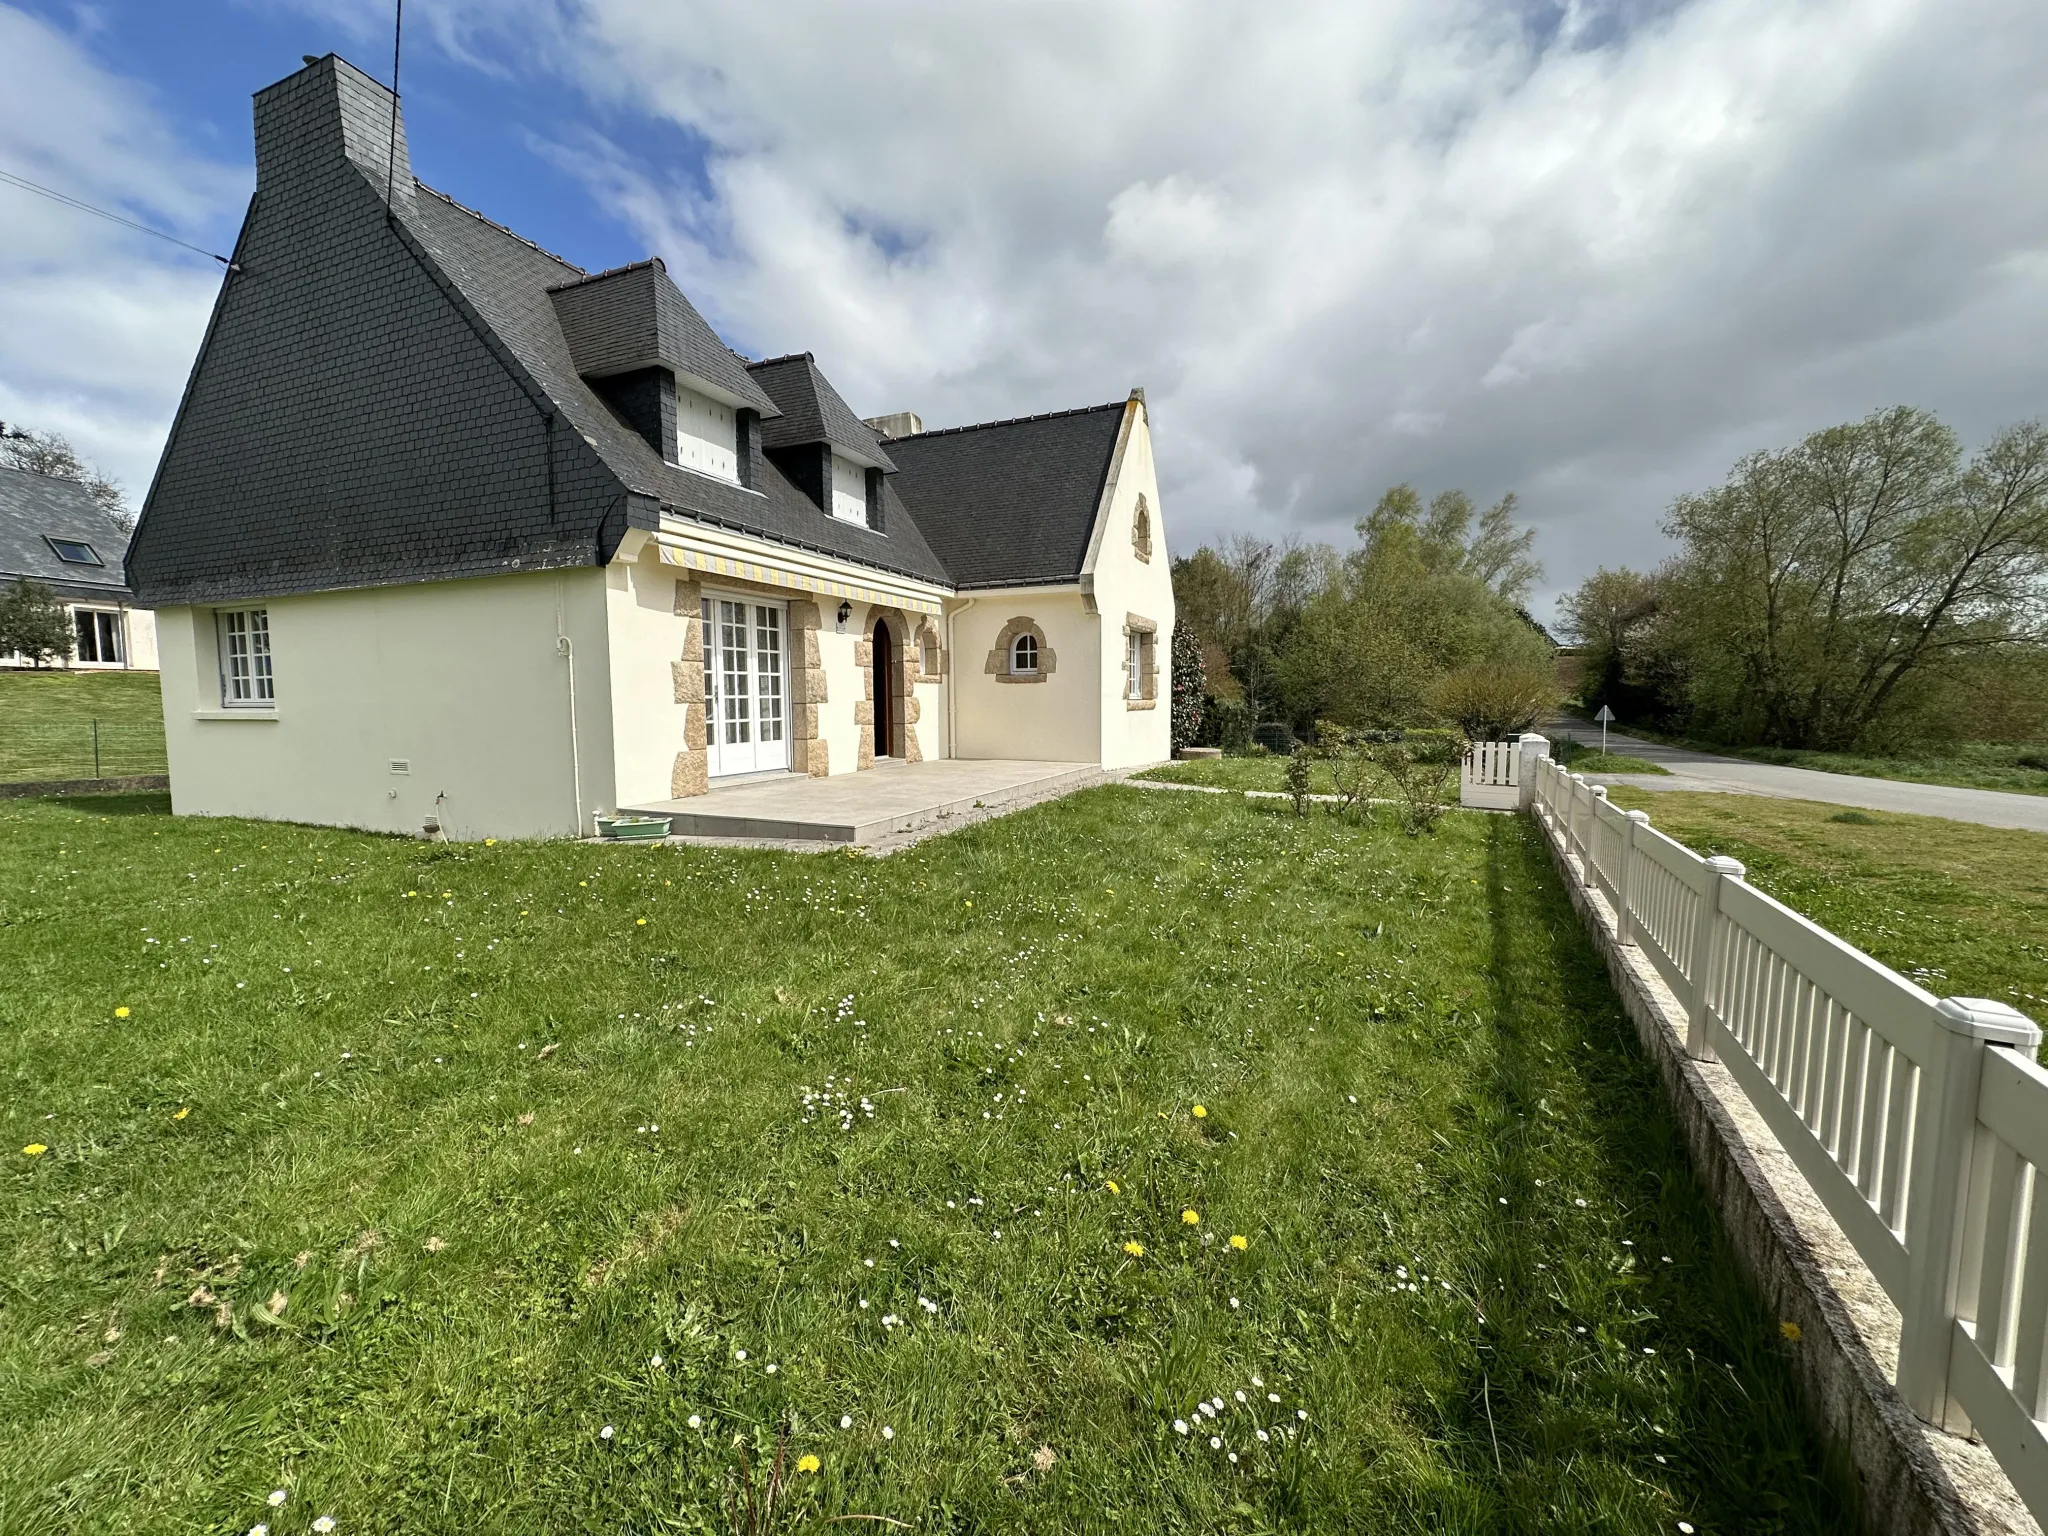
[[1284, 747, 1313, 816], [1169, 625, 1207, 753], [1364, 733, 1460, 835], [1429, 659, 1559, 741], [1205, 698, 1253, 754]]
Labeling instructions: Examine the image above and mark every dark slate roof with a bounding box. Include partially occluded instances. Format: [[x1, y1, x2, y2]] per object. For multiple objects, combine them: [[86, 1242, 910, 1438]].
[[886, 403, 1127, 587], [548, 260, 780, 415], [748, 354, 897, 471], [132, 54, 1124, 604], [0, 467, 137, 602], [402, 189, 950, 585]]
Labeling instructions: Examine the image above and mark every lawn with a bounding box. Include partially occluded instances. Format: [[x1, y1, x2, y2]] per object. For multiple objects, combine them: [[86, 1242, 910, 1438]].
[[1567, 722, 2048, 798], [1557, 751, 1668, 777], [1135, 755, 1337, 794], [1720, 741, 2048, 797], [1604, 788, 2048, 1017], [2, 788, 1849, 1534], [0, 669, 168, 783]]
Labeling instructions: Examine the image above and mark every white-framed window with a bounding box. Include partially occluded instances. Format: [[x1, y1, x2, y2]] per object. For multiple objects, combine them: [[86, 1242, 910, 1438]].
[[1010, 632, 1039, 677], [676, 382, 738, 483], [74, 609, 124, 665], [216, 608, 274, 707], [1126, 630, 1144, 698]]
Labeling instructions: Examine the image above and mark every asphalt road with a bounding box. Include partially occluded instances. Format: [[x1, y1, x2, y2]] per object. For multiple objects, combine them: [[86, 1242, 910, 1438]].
[[1546, 717, 2048, 835]]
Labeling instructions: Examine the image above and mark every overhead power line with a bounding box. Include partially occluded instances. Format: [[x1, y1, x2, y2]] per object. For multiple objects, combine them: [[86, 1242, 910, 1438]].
[[0, 167, 238, 270]]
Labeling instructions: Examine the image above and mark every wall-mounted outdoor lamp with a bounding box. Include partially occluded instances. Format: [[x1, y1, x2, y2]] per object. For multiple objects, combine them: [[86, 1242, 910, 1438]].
[[836, 600, 852, 633]]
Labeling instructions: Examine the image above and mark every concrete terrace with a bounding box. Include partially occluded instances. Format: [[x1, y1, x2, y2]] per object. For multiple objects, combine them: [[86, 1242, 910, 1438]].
[[624, 758, 1106, 846]]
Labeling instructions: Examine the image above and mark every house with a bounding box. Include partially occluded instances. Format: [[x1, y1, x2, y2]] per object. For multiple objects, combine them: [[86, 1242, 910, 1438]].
[[127, 55, 1173, 839], [0, 465, 158, 670]]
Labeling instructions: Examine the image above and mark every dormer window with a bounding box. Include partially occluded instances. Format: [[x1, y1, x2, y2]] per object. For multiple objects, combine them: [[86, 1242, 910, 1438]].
[[830, 452, 868, 524], [676, 382, 738, 483]]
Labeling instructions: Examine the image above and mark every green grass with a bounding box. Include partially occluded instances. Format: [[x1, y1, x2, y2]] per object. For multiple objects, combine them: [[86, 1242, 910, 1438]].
[[1558, 752, 1669, 777], [1583, 723, 2048, 798], [1605, 788, 2048, 1017], [1, 789, 1849, 1534], [1135, 756, 1341, 794], [0, 669, 167, 782]]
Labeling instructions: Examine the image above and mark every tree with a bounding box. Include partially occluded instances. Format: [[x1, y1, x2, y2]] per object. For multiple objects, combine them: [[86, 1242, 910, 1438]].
[[0, 578, 75, 668], [0, 423, 132, 532], [1663, 408, 2048, 749]]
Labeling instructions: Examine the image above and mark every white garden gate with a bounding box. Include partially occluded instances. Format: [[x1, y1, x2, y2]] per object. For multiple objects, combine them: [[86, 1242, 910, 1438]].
[[1458, 739, 1522, 810]]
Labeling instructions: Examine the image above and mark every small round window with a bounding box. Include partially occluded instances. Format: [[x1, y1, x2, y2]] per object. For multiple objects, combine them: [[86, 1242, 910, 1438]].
[[1010, 632, 1039, 676]]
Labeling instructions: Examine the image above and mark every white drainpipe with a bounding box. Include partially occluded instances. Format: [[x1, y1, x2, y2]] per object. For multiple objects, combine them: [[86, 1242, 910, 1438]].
[[947, 594, 977, 760]]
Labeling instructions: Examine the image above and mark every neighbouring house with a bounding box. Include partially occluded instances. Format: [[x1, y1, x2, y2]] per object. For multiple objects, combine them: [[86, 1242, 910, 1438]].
[[126, 55, 1173, 839], [0, 465, 158, 671]]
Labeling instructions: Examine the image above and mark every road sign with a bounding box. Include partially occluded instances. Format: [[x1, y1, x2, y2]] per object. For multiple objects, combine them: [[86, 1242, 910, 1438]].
[[1593, 704, 1614, 754]]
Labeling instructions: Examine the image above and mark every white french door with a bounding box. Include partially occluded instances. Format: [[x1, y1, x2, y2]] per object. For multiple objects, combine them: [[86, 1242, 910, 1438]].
[[701, 595, 789, 777]]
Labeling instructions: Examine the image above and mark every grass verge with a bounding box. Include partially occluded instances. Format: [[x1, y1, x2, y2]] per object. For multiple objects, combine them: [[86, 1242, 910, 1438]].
[[1604, 787, 2048, 1016], [1559, 752, 1669, 777], [2, 788, 1849, 1533], [0, 669, 167, 782]]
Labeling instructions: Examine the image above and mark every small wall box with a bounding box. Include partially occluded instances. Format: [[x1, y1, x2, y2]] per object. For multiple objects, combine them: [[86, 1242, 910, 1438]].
[[597, 814, 672, 841]]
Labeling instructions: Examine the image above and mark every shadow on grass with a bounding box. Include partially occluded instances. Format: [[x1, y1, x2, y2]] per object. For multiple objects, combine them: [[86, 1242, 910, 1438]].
[[1462, 813, 1856, 1533]]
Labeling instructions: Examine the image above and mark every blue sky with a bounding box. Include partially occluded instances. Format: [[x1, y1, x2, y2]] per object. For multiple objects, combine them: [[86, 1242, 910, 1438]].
[[10, 1, 677, 299], [4, 0, 2047, 621]]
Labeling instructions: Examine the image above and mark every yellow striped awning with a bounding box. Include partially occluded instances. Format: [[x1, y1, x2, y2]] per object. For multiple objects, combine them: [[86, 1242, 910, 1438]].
[[657, 543, 943, 615]]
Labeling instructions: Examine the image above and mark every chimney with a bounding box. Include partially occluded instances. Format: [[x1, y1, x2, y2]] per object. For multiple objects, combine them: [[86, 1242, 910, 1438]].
[[253, 53, 414, 211], [862, 411, 923, 441]]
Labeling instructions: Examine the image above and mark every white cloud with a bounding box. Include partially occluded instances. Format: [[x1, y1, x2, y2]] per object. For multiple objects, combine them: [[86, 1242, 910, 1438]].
[[380, 0, 2041, 620], [0, 5, 246, 505], [50, 0, 2048, 622]]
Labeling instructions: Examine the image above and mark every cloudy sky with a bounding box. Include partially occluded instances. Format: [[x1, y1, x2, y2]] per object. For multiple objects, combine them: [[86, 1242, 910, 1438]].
[[4, 0, 2045, 622]]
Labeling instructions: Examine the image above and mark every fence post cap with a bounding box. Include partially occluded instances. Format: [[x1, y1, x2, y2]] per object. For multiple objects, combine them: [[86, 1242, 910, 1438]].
[[1517, 733, 1549, 747], [1934, 996, 2042, 1046], [1625, 809, 1652, 825], [1703, 855, 1745, 878]]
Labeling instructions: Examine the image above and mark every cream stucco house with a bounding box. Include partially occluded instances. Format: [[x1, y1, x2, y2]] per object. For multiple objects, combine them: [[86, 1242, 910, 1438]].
[[126, 56, 1173, 840]]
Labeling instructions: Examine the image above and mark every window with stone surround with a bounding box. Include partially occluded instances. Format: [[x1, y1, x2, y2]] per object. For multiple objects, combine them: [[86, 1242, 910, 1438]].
[[1132, 495, 1153, 562], [986, 616, 1055, 684], [1124, 614, 1158, 708]]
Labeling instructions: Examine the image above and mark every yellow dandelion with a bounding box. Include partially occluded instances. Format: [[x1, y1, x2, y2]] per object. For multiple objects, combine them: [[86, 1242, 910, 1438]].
[[173, 1107, 190, 1121], [1780, 1320, 1802, 1342], [964, 900, 973, 909], [484, 838, 497, 846], [1105, 1180, 1120, 1195], [1191, 1104, 1207, 1119], [114, 1006, 130, 1019], [636, 918, 648, 927], [1181, 1209, 1200, 1226], [407, 890, 417, 898], [1229, 1234, 1248, 1250], [1123, 1241, 1144, 1257], [23, 1144, 47, 1157], [796, 1453, 821, 1475]]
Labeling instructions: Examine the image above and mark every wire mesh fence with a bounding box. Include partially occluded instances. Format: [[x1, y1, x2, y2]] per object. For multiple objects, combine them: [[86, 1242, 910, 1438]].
[[1, 721, 169, 784]]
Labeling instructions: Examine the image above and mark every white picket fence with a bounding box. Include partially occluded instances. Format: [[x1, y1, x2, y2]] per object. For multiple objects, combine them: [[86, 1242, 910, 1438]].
[[1520, 739, 2048, 1523], [1459, 740, 1522, 810]]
